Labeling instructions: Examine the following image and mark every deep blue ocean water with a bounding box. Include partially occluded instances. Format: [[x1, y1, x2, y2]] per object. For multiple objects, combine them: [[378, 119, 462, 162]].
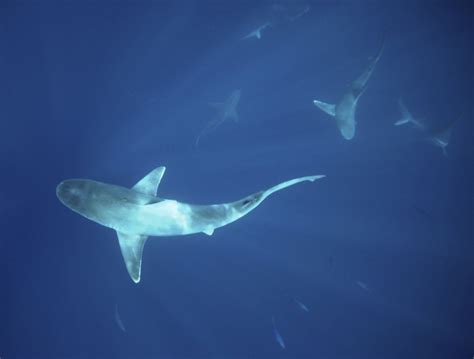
[[1, 1, 473, 358]]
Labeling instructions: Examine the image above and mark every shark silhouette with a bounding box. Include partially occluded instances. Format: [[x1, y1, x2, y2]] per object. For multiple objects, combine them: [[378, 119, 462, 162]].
[[395, 100, 462, 157], [313, 39, 385, 140], [195, 89, 241, 146]]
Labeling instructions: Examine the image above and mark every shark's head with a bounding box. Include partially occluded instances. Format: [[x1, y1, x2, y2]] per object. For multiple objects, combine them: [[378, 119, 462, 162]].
[[340, 122, 355, 140], [56, 179, 92, 214]]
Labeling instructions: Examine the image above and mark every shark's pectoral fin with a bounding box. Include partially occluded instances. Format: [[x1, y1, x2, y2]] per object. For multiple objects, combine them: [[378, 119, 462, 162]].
[[203, 228, 214, 236], [313, 100, 336, 117], [117, 232, 148, 283], [132, 166, 166, 196]]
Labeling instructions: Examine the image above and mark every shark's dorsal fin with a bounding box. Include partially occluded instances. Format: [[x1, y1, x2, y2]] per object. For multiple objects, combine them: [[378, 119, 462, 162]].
[[116, 232, 148, 283], [132, 166, 166, 196]]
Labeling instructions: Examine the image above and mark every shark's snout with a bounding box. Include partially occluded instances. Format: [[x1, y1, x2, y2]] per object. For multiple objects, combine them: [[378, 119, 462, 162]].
[[56, 179, 85, 209], [340, 125, 355, 140]]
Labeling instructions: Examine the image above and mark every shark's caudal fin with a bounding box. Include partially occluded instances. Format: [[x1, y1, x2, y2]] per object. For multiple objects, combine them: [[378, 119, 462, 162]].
[[262, 175, 325, 200], [118, 166, 166, 283], [313, 100, 336, 117]]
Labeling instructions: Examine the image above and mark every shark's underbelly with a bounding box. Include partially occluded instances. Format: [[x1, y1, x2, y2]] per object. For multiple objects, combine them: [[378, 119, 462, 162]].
[[128, 200, 238, 237], [336, 95, 357, 140]]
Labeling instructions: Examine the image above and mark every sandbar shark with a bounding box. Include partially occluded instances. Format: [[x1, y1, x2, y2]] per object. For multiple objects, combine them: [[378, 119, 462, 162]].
[[56, 167, 324, 283], [395, 101, 462, 156], [313, 39, 385, 140], [195, 89, 241, 146]]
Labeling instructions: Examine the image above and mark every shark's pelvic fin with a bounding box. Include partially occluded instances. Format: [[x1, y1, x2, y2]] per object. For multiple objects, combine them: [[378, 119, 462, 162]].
[[132, 166, 166, 196], [203, 228, 214, 236], [313, 100, 336, 117], [117, 232, 148, 283]]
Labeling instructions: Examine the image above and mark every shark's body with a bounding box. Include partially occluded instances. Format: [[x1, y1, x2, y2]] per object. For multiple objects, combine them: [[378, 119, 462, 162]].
[[56, 167, 324, 283], [242, 22, 271, 40], [313, 40, 385, 140], [195, 89, 241, 146]]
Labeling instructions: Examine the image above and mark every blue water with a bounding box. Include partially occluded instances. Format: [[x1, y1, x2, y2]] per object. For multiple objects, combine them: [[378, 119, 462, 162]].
[[1, 1, 472, 358]]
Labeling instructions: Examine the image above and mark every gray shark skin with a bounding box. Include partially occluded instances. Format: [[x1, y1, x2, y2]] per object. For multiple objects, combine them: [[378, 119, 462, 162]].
[[56, 167, 325, 283], [242, 22, 271, 40], [313, 39, 385, 140], [195, 89, 241, 146]]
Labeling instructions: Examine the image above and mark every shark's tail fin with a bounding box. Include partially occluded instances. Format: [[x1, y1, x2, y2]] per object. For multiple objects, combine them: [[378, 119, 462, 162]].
[[313, 100, 336, 117]]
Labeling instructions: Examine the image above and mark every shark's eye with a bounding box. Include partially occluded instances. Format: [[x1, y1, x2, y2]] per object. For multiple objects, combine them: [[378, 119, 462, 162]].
[[242, 199, 252, 206]]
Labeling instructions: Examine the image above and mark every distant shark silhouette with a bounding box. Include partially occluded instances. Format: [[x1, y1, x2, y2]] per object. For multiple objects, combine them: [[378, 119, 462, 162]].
[[313, 39, 385, 140], [56, 167, 325, 283], [395, 100, 462, 157], [195, 89, 241, 147], [242, 22, 271, 40]]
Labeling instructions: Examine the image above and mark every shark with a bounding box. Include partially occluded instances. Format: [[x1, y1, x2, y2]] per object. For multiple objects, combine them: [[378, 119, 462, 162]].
[[313, 39, 385, 140], [195, 89, 241, 146], [394, 99, 425, 128], [242, 22, 271, 40], [56, 166, 325, 283], [395, 102, 462, 157]]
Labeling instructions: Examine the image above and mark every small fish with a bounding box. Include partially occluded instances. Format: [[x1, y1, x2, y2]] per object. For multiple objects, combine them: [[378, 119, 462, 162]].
[[293, 297, 309, 312], [115, 304, 126, 332], [271, 316, 286, 349]]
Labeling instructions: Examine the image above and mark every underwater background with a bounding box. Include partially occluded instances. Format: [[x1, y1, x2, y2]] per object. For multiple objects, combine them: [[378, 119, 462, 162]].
[[1, 1, 473, 358]]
